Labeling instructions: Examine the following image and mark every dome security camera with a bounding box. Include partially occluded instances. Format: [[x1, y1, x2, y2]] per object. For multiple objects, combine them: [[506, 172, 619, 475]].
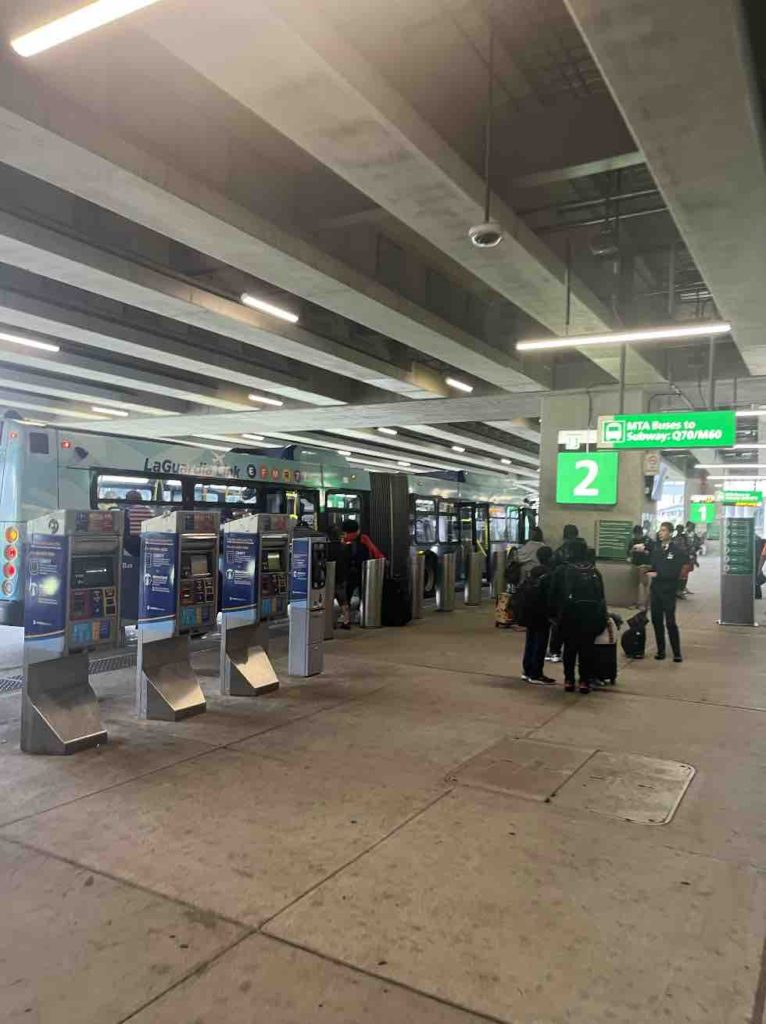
[[469, 221, 504, 248]]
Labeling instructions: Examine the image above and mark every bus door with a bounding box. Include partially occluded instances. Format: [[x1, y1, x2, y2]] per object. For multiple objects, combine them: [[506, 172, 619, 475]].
[[475, 502, 490, 579], [287, 488, 321, 529], [507, 505, 521, 545], [324, 490, 366, 533], [411, 496, 438, 596], [457, 502, 476, 581]]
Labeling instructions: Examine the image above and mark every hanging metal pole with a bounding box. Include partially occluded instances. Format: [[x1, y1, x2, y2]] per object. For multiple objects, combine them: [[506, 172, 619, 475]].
[[733, 375, 738, 408], [482, 26, 494, 225], [667, 242, 676, 319], [619, 343, 627, 414], [564, 235, 572, 335], [707, 335, 716, 409]]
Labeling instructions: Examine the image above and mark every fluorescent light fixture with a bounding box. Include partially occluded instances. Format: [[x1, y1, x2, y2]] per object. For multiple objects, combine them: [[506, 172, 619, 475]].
[[11, 0, 164, 57], [377, 427, 398, 436], [517, 320, 732, 353], [734, 443, 766, 449], [0, 330, 60, 353], [698, 463, 766, 471], [241, 293, 299, 324], [501, 458, 512, 465], [452, 445, 466, 453], [19, 419, 47, 426], [397, 461, 412, 468], [337, 449, 352, 456], [167, 438, 232, 453], [92, 405, 129, 417], [445, 376, 474, 393], [248, 393, 284, 407], [736, 409, 766, 417], [705, 474, 760, 481], [241, 434, 266, 442]]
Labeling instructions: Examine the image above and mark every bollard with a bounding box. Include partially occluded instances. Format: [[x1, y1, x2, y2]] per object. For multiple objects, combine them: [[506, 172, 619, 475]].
[[464, 547, 483, 606], [410, 551, 425, 619], [491, 548, 508, 599], [436, 551, 456, 612], [324, 560, 336, 639], [360, 558, 385, 628]]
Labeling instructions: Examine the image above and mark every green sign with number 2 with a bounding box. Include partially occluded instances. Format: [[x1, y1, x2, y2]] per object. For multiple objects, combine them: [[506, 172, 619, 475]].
[[556, 451, 619, 505]]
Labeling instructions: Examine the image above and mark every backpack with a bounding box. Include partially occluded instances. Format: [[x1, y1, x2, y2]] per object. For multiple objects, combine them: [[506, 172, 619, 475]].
[[561, 563, 607, 634], [512, 574, 546, 628], [621, 609, 647, 658]]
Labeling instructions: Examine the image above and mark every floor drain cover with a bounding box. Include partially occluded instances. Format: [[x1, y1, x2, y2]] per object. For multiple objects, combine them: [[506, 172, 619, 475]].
[[449, 737, 595, 802], [552, 751, 695, 824]]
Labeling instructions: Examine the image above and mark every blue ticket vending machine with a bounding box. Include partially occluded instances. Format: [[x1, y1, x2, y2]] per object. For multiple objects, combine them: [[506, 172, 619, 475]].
[[22, 509, 122, 754], [136, 509, 220, 720], [288, 533, 327, 677], [220, 513, 293, 696]]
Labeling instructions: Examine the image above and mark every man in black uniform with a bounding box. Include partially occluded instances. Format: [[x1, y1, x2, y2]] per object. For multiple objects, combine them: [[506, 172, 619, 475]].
[[648, 522, 684, 662]]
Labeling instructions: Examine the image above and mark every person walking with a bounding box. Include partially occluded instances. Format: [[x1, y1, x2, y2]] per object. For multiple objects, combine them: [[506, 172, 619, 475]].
[[549, 537, 607, 693], [520, 545, 555, 684], [648, 522, 684, 662], [674, 524, 692, 597], [336, 518, 385, 629], [546, 523, 580, 662], [517, 526, 545, 582], [627, 523, 653, 608]]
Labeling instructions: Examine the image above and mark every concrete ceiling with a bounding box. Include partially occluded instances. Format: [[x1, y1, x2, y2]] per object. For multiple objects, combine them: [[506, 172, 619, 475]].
[[0, 0, 762, 488]]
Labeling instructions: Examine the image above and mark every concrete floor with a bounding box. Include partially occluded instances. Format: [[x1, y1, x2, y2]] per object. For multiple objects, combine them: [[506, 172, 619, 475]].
[[1, 555, 765, 1023]]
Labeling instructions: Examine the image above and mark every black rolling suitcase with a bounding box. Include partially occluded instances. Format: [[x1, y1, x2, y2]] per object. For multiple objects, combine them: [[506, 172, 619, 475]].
[[593, 618, 618, 684], [621, 609, 647, 659], [381, 576, 412, 627]]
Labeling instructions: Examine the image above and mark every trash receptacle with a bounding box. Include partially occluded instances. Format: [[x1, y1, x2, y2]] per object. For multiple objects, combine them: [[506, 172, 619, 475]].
[[465, 547, 483, 606], [436, 551, 456, 612], [491, 548, 507, 599], [410, 551, 425, 619], [360, 558, 385, 628], [324, 560, 336, 639]]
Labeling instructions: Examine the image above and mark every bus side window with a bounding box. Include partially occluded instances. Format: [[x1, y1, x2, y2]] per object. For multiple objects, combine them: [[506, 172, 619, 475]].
[[28, 432, 50, 455]]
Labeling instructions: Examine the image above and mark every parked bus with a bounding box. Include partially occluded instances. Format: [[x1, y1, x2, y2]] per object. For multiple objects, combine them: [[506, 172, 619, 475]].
[[0, 421, 535, 623]]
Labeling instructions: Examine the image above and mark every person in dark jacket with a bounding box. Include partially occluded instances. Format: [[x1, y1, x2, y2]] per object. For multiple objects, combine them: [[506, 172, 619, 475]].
[[336, 519, 385, 629], [546, 524, 580, 662], [521, 545, 555, 684], [628, 523, 654, 608], [549, 537, 606, 694], [648, 522, 684, 661]]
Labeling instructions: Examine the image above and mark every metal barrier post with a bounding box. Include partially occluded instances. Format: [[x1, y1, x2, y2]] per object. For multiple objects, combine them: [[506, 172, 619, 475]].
[[324, 560, 336, 639], [360, 558, 385, 628], [436, 551, 456, 612], [465, 547, 483, 605], [491, 548, 508, 599], [410, 551, 425, 619]]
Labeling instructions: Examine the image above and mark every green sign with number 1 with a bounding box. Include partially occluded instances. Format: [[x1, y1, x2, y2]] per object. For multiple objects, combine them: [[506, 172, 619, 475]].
[[556, 451, 619, 505]]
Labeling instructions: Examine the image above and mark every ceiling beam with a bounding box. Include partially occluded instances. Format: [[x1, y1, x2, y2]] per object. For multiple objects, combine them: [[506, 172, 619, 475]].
[[565, 0, 766, 375]]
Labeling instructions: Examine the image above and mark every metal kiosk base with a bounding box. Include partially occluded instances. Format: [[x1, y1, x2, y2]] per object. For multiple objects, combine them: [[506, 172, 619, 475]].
[[21, 651, 107, 755], [220, 621, 279, 696], [136, 634, 206, 721]]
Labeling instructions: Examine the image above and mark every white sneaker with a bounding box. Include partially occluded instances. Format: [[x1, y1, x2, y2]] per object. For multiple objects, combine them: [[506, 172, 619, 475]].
[[548, 654, 562, 664]]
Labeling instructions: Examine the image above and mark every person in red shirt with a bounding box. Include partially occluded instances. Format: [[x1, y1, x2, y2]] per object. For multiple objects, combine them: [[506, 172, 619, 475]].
[[337, 518, 384, 629]]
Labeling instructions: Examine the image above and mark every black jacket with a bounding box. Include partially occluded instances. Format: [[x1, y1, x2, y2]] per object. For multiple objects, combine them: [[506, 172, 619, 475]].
[[552, 538, 579, 568], [650, 540, 684, 583], [628, 534, 653, 566], [548, 559, 605, 621]]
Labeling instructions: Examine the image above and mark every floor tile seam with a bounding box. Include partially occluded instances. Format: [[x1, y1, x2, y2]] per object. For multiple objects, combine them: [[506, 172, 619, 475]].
[[0, 742, 231, 830], [0, 832, 253, 930], [257, 787, 455, 932], [258, 931, 513, 1024], [604, 687, 766, 714], [116, 927, 259, 1024]]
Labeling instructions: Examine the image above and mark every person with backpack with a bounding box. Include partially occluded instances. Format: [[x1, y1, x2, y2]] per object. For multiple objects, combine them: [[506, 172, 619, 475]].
[[549, 537, 607, 693], [546, 523, 580, 663], [519, 545, 556, 685], [517, 526, 545, 582], [337, 518, 385, 629], [627, 523, 653, 608], [648, 522, 684, 662]]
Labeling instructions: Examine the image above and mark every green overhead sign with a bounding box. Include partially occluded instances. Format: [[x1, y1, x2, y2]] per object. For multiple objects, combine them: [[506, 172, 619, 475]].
[[597, 410, 736, 449], [689, 501, 717, 524], [721, 490, 762, 507], [556, 451, 618, 506]]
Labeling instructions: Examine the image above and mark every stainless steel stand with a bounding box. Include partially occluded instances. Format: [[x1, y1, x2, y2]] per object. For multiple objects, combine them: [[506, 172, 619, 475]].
[[464, 548, 483, 605], [220, 620, 278, 696], [136, 634, 206, 721], [436, 551, 456, 612], [410, 552, 425, 619], [21, 652, 106, 755], [324, 560, 336, 640]]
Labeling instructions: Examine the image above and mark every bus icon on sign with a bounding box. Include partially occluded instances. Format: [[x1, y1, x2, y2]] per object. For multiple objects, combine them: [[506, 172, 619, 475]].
[[601, 419, 625, 443]]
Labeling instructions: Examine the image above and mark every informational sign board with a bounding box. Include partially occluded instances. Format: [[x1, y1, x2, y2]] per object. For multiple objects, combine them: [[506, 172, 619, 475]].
[[597, 410, 736, 450], [139, 534, 178, 623], [222, 533, 259, 612], [24, 535, 68, 639], [721, 490, 762, 507], [556, 451, 619, 505], [720, 515, 756, 626], [290, 537, 309, 602], [689, 501, 718, 524], [596, 520, 633, 561]]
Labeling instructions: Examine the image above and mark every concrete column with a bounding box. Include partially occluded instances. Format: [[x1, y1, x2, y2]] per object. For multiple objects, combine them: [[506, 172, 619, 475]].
[[539, 387, 648, 551]]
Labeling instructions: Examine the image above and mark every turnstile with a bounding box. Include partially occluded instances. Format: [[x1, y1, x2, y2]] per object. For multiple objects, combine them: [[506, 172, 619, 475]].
[[136, 510, 219, 721], [220, 513, 292, 695], [22, 510, 122, 754]]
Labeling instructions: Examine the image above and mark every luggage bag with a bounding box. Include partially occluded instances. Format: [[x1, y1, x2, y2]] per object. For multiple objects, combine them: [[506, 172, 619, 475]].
[[381, 576, 412, 627], [495, 590, 515, 628], [593, 618, 618, 684]]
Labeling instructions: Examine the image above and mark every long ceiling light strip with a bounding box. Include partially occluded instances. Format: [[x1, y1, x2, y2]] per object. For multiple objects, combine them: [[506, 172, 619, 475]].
[[0, 330, 60, 353], [241, 293, 299, 324], [11, 0, 164, 57], [516, 321, 731, 353]]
